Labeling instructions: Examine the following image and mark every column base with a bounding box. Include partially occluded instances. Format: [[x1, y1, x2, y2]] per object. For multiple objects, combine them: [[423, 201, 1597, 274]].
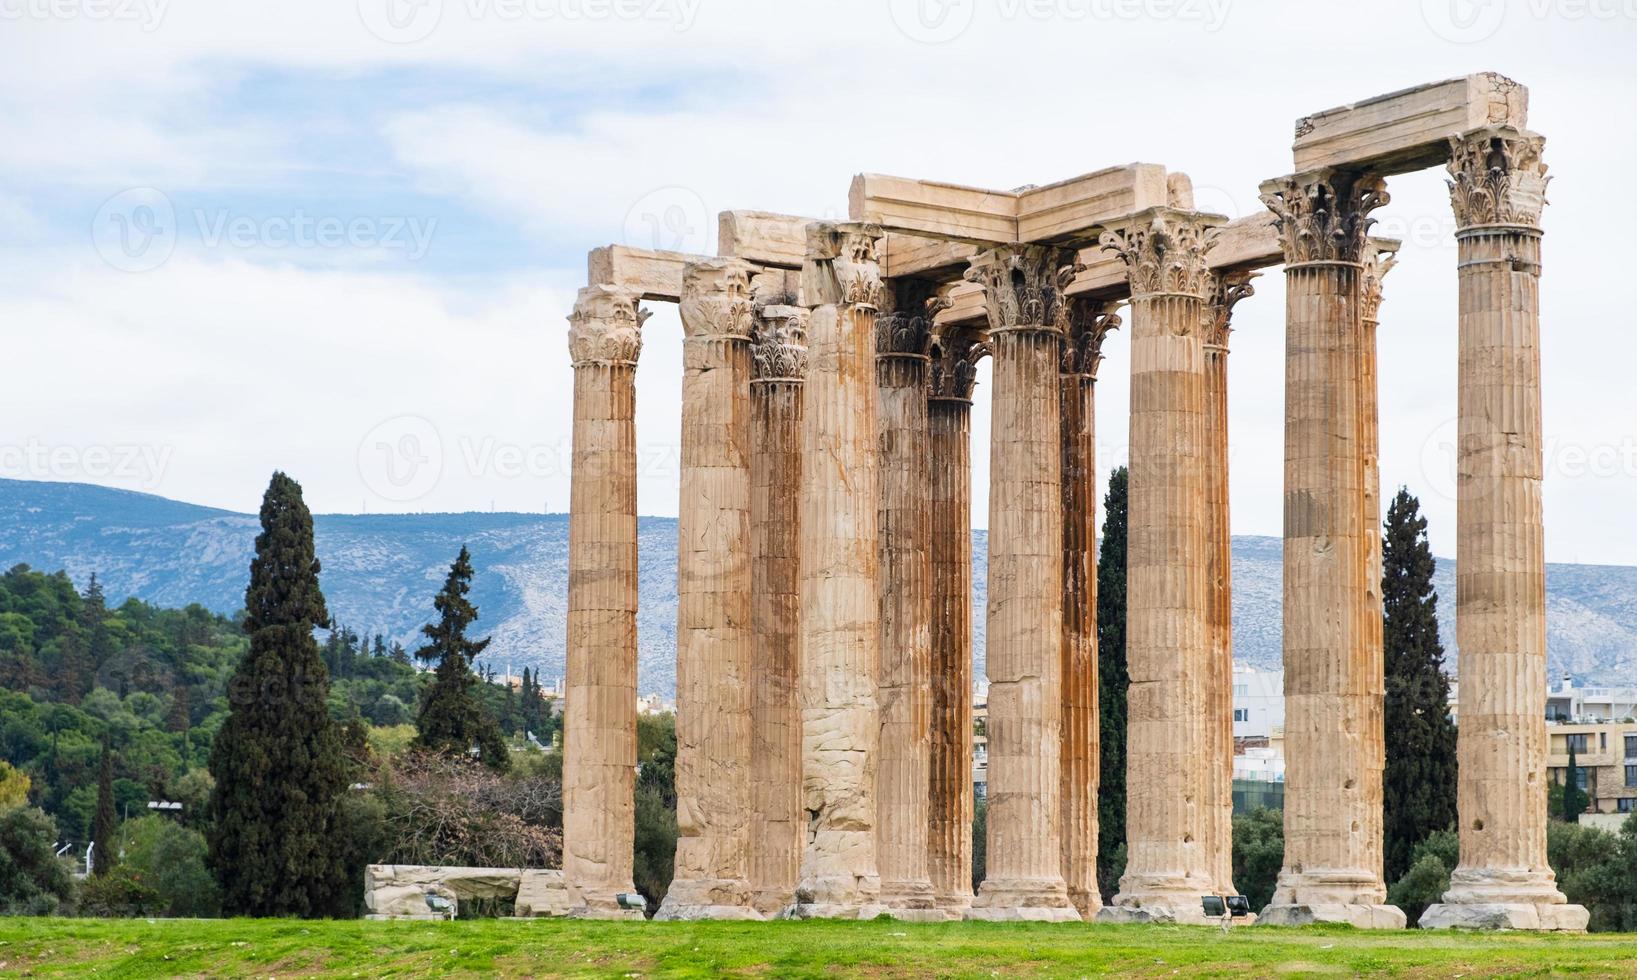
[[1095, 904, 1251, 927], [565, 883, 646, 921], [1419, 902, 1589, 932], [751, 890, 794, 920], [934, 890, 974, 920], [781, 902, 890, 920], [783, 872, 885, 920], [966, 877, 1082, 922], [881, 879, 941, 920], [1068, 889, 1103, 922], [1257, 904, 1405, 929], [654, 878, 762, 921], [1108, 871, 1218, 923]]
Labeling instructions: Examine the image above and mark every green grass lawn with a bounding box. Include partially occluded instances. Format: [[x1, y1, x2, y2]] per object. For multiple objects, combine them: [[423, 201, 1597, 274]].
[[3, 917, 1637, 978]]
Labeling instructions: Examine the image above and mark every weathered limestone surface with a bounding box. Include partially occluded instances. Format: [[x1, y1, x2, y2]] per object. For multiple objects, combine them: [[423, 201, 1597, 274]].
[[1058, 300, 1116, 920], [1423, 128, 1586, 933], [515, 870, 575, 918], [874, 282, 942, 918], [788, 224, 886, 919], [1260, 172, 1402, 929], [1096, 209, 1221, 924], [928, 329, 983, 916], [660, 259, 760, 921], [748, 303, 808, 918], [1293, 73, 1529, 175], [563, 284, 648, 920], [965, 245, 1079, 923], [1202, 273, 1253, 901]]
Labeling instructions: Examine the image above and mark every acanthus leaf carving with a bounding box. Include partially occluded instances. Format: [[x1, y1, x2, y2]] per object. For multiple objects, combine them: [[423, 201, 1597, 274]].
[[1260, 171, 1389, 264], [927, 327, 988, 402], [1099, 209, 1219, 297], [567, 283, 651, 365], [1202, 271, 1257, 350], [1360, 242, 1398, 325], [804, 222, 886, 310], [1446, 128, 1549, 229], [751, 304, 809, 381], [679, 258, 755, 341], [1062, 299, 1122, 378], [962, 245, 1082, 334], [876, 279, 946, 357]]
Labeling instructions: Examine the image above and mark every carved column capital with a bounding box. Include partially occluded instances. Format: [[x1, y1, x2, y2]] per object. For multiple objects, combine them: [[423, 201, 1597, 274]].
[[1202, 271, 1257, 351], [877, 279, 947, 359], [1099, 208, 1221, 297], [1360, 243, 1398, 325], [963, 245, 1083, 335], [803, 221, 885, 310], [568, 283, 650, 366], [1260, 170, 1389, 265], [751, 304, 809, 382], [1062, 299, 1121, 379], [680, 258, 756, 341], [1447, 127, 1549, 231], [928, 328, 988, 403]]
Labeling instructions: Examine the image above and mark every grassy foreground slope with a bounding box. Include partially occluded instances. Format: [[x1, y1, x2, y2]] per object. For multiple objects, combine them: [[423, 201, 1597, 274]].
[[3, 918, 1637, 978]]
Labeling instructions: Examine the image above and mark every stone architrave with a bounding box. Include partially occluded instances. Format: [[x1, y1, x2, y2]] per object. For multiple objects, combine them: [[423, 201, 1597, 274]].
[[1202, 272, 1254, 904], [1059, 299, 1119, 920], [748, 303, 809, 917], [964, 245, 1082, 923], [788, 223, 888, 919], [1093, 208, 1222, 925], [927, 328, 985, 917], [875, 281, 944, 919], [563, 284, 649, 920], [658, 258, 761, 921], [1421, 129, 1588, 933], [1258, 171, 1404, 930]]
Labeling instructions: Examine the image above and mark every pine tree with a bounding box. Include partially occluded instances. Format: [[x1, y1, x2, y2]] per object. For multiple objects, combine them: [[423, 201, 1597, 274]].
[[55, 630, 94, 706], [91, 738, 118, 877], [1381, 488, 1459, 881], [1095, 466, 1129, 897], [413, 546, 509, 771], [81, 573, 114, 668], [1563, 745, 1587, 823], [389, 641, 409, 666], [207, 472, 350, 918]]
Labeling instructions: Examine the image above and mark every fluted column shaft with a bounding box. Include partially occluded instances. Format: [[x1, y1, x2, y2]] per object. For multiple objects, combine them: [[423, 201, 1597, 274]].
[[928, 332, 981, 915], [563, 285, 649, 919], [748, 306, 808, 917], [1424, 129, 1584, 932], [875, 294, 938, 916], [660, 259, 759, 920], [1060, 304, 1116, 919], [1097, 211, 1218, 923], [790, 224, 885, 918], [1260, 172, 1400, 928], [965, 246, 1078, 922]]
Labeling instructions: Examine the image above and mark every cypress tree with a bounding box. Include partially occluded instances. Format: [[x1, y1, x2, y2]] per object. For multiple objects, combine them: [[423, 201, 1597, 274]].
[[1563, 745, 1587, 823], [1095, 466, 1129, 897], [91, 738, 118, 877], [1381, 488, 1459, 881], [207, 472, 350, 918], [81, 573, 114, 668], [413, 546, 509, 771]]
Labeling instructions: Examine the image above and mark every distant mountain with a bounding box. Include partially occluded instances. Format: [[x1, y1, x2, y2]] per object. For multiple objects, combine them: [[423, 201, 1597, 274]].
[[3, 478, 1635, 696]]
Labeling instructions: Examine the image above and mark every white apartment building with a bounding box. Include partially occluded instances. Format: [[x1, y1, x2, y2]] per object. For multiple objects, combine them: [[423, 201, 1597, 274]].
[[1231, 662, 1285, 739]]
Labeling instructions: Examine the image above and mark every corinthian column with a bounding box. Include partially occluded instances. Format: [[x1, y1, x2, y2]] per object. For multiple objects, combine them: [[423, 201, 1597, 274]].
[[927, 329, 984, 917], [563, 284, 649, 920], [659, 258, 760, 921], [964, 245, 1080, 922], [788, 223, 886, 919], [748, 303, 808, 918], [1201, 273, 1253, 903], [875, 282, 943, 919], [1059, 300, 1119, 920], [1422, 129, 1586, 932], [1259, 171, 1403, 929], [1094, 209, 1220, 925]]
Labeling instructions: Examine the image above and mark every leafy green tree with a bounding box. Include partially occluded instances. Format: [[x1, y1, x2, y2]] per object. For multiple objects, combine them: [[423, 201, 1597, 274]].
[[118, 814, 221, 917], [1231, 806, 1284, 913], [207, 472, 351, 918], [0, 805, 74, 915], [632, 711, 677, 910], [971, 799, 987, 895], [1381, 488, 1459, 881], [91, 737, 118, 877], [1095, 466, 1129, 899], [1387, 853, 1451, 927], [414, 547, 509, 772], [1564, 745, 1588, 822], [0, 762, 29, 808]]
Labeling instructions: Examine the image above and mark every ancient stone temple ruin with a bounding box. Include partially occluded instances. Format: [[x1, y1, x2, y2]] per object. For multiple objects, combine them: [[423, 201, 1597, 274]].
[[560, 73, 1587, 931]]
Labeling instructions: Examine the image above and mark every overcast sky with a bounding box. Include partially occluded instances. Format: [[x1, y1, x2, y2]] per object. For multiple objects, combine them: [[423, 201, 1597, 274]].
[[3, 0, 1634, 564]]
